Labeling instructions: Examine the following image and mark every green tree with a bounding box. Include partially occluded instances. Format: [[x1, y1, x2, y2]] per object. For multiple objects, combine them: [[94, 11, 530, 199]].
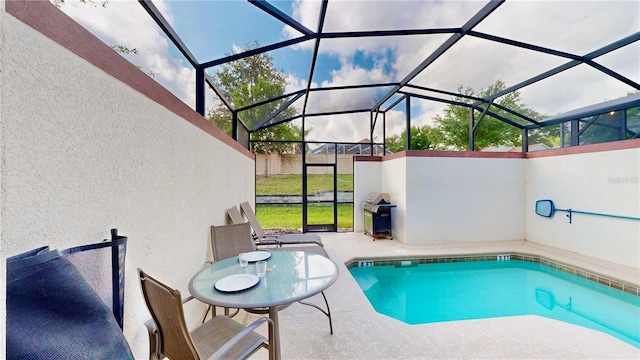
[[433, 80, 548, 150], [385, 125, 443, 152], [528, 125, 560, 148], [207, 42, 302, 153]]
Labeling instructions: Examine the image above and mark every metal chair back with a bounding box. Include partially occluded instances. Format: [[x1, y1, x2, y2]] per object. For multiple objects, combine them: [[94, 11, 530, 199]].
[[210, 222, 256, 261], [139, 268, 200, 360]]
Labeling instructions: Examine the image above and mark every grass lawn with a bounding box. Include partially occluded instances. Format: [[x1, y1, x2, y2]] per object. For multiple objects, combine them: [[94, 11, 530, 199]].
[[255, 204, 353, 230], [256, 174, 353, 194], [255, 174, 354, 230]]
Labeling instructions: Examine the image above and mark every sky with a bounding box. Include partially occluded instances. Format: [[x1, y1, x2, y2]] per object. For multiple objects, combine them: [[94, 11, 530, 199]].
[[57, 0, 639, 143]]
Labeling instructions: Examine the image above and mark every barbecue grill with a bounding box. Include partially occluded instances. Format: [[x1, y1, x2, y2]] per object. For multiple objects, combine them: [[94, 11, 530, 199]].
[[361, 192, 396, 240]]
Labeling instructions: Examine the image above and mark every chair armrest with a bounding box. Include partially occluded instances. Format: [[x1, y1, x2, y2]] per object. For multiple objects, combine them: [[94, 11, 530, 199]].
[[207, 316, 272, 360], [309, 239, 323, 247], [144, 318, 163, 360], [255, 238, 281, 247]]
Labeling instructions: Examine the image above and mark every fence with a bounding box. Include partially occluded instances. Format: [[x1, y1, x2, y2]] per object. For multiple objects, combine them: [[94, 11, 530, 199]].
[[255, 153, 356, 176]]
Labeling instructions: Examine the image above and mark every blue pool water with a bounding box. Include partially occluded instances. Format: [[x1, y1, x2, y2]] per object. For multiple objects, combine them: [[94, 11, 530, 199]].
[[349, 260, 640, 348]]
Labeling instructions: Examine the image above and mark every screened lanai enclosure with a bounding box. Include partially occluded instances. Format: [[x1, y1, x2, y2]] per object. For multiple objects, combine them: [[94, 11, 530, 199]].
[[59, 0, 639, 232]]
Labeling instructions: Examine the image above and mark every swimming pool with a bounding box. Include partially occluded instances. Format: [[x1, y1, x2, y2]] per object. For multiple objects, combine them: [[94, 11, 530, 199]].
[[349, 258, 640, 348]]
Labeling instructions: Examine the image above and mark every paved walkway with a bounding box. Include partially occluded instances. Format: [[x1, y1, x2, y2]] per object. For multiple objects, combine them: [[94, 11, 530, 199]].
[[246, 232, 639, 359]]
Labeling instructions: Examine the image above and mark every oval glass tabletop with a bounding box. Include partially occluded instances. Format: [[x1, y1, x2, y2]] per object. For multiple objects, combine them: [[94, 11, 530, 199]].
[[189, 250, 338, 309]]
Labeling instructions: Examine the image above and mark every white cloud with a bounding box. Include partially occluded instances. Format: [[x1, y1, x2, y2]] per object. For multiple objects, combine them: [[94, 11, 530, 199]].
[[231, 44, 244, 54], [57, 0, 196, 109], [285, 73, 310, 95], [305, 113, 370, 142], [289, 0, 321, 34], [324, 61, 389, 86]]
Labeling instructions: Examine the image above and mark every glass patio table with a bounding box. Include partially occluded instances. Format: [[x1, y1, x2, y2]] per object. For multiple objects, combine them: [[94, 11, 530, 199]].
[[189, 249, 338, 360]]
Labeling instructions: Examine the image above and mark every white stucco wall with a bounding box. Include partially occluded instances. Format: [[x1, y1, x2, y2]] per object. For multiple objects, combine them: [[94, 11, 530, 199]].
[[353, 159, 381, 232], [379, 154, 526, 245], [2, 4, 254, 358], [355, 143, 639, 268], [408, 156, 526, 244], [0, 0, 6, 353], [380, 157, 408, 242], [526, 147, 640, 267]]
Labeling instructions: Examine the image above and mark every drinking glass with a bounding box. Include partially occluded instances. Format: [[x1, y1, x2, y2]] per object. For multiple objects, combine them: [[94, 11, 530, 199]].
[[256, 260, 267, 277], [239, 253, 249, 268]]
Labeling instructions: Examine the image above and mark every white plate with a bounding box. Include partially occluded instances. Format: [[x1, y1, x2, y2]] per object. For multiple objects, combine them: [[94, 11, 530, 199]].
[[214, 274, 259, 293], [242, 251, 271, 263]]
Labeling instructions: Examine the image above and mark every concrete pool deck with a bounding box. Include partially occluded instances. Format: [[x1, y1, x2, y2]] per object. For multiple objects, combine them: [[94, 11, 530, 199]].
[[243, 232, 639, 359]]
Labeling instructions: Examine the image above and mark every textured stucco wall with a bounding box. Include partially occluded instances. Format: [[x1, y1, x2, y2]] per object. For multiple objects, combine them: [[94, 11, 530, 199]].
[[377, 154, 525, 245], [355, 143, 639, 267], [380, 157, 408, 242], [0, 0, 6, 354], [526, 146, 640, 267], [2, 2, 254, 358], [353, 158, 382, 232], [405, 156, 526, 244]]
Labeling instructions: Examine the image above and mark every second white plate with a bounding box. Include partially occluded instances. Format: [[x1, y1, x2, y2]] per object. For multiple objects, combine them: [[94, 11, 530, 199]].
[[242, 251, 271, 263]]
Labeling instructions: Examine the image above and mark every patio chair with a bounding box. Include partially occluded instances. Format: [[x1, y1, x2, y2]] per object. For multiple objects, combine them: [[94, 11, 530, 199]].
[[203, 222, 258, 320], [227, 205, 280, 247], [234, 202, 324, 247], [208, 223, 291, 319], [210, 222, 334, 334], [138, 268, 271, 360], [211, 222, 256, 261]]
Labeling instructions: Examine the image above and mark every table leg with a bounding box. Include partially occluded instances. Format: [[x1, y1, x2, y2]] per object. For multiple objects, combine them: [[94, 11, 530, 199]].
[[268, 306, 280, 360]]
